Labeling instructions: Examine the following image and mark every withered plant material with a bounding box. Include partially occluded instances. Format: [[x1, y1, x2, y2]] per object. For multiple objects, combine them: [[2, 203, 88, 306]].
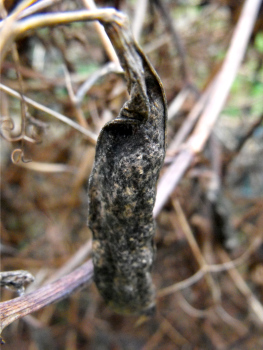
[[0, 260, 94, 338], [153, 0, 263, 217], [0, 270, 34, 294], [0, 8, 166, 336], [88, 19, 167, 315]]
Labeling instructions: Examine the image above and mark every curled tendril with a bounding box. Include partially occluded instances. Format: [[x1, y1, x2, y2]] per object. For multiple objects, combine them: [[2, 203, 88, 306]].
[[0, 116, 15, 132], [27, 114, 49, 144], [1, 114, 47, 164], [11, 149, 32, 164], [0, 114, 41, 144]]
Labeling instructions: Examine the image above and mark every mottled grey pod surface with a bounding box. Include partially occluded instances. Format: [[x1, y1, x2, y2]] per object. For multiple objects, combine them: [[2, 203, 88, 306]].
[[88, 17, 167, 315]]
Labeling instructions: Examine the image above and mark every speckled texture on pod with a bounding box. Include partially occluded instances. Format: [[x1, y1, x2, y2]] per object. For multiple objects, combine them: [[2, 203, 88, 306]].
[[88, 17, 167, 315]]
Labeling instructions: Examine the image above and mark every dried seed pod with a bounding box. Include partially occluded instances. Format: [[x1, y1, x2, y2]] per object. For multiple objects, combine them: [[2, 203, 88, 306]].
[[88, 17, 167, 315]]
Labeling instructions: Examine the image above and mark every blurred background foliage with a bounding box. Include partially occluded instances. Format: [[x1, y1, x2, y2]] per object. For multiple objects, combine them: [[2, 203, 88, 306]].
[[1, 0, 263, 349]]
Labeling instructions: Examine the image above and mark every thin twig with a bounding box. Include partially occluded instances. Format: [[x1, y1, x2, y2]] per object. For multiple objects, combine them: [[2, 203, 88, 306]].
[[82, 0, 120, 65], [218, 248, 263, 324], [159, 315, 189, 345], [0, 83, 97, 144], [63, 65, 89, 129], [0, 0, 38, 59], [215, 305, 248, 336], [158, 269, 205, 298], [17, 0, 61, 19], [0, 8, 126, 66], [178, 294, 211, 318], [158, 235, 261, 298], [141, 321, 165, 350], [167, 87, 191, 122], [12, 160, 76, 173], [0, 5, 34, 148], [75, 62, 123, 105], [174, 200, 221, 302], [132, 0, 148, 42], [167, 80, 216, 151]]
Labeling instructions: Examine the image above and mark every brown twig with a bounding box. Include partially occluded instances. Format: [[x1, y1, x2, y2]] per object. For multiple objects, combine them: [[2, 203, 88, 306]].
[[0, 8, 125, 66], [174, 200, 221, 303], [16, 0, 61, 19], [159, 316, 189, 346], [218, 248, 263, 324], [82, 0, 120, 65], [63, 65, 89, 129], [0, 260, 93, 336], [0, 0, 38, 61], [158, 235, 261, 298]]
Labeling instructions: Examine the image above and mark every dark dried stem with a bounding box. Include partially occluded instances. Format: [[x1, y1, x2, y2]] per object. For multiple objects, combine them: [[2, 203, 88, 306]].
[[0, 260, 93, 337]]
